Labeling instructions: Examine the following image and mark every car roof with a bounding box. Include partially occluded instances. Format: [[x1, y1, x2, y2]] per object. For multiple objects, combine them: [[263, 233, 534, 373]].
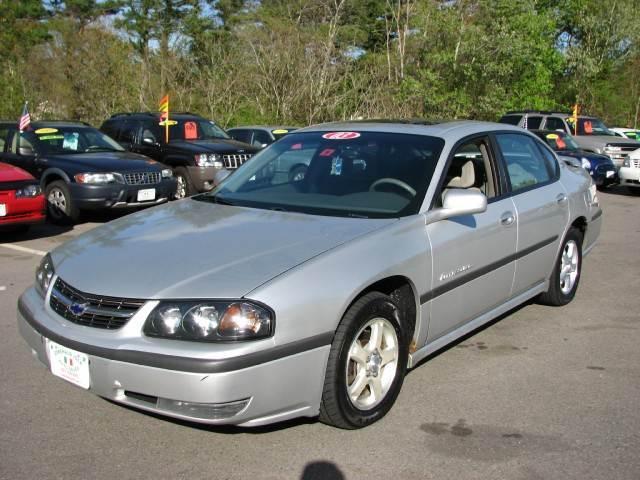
[[296, 120, 525, 140], [0, 120, 92, 128], [106, 112, 211, 121], [228, 126, 298, 131], [503, 111, 599, 120]]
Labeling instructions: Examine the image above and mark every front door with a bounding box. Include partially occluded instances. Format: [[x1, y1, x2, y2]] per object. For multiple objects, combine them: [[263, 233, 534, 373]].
[[425, 136, 517, 342]]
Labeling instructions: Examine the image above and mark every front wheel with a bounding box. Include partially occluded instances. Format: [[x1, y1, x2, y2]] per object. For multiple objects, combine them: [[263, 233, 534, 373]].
[[538, 227, 583, 306], [319, 292, 408, 429]]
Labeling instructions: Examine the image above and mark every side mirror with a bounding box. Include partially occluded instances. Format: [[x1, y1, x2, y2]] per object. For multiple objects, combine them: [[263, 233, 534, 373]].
[[142, 137, 157, 145], [424, 189, 487, 225], [19, 146, 34, 156]]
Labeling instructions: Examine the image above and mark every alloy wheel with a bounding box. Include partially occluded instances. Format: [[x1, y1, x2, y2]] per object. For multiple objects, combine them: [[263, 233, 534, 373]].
[[560, 239, 579, 294]]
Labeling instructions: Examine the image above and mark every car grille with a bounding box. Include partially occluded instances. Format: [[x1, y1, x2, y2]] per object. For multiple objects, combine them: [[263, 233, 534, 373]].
[[49, 277, 145, 330], [123, 172, 161, 185], [632, 158, 640, 168], [222, 153, 252, 170]]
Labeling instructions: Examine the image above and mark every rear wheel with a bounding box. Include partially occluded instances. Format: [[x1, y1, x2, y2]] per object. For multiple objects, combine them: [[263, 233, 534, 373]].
[[538, 227, 583, 306], [45, 181, 79, 224], [319, 292, 408, 429], [627, 187, 640, 196]]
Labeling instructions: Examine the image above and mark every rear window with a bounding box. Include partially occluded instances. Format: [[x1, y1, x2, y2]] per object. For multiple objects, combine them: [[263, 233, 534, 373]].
[[499, 115, 522, 126]]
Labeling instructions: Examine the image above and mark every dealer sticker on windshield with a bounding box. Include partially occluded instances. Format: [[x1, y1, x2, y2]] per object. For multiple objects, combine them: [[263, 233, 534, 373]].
[[46, 339, 90, 389], [322, 132, 361, 140]]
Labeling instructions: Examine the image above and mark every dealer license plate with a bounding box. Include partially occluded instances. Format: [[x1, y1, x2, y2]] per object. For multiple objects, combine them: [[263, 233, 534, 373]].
[[606, 170, 615, 178], [0, 203, 6, 216], [137, 188, 156, 202], [46, 339, 90, 389]]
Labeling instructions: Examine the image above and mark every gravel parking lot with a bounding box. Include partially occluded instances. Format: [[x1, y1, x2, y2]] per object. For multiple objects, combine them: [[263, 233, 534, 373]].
[[1, 189, 639, 480]]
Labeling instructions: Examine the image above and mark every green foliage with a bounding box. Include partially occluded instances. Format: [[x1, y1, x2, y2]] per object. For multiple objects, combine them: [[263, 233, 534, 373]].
[[0, 0, 638, 128]]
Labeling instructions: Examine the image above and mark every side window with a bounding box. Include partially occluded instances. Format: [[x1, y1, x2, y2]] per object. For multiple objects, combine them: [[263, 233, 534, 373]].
[[535, 142, 560, 180], [496, 134, 553, 193], [9, 130, 34, 154], [253, 130, 272, 147], [525, 116, 543, 129], [229, 129, 250, 144], [101, 122, 119, 140], [119, 121, 139, 144], [440, 137, 498, 205], [499, 115, 522, 126], [0, 127, 9, 152], [544, 117, 567, 132], [140, 121, 161, 144]]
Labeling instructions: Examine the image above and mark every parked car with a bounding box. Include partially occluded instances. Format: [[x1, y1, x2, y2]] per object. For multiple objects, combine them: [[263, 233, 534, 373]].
[[227, 126, 298, 148], [499, 111, 640, 167], [0, 162, 45, 231], [619, 148, 640, 194], [101, 113, 259, 198], [0, 121, 177, 224], [531, 130, 617, 188], [610, 127, 640, 140], [18, 121, 601, 429]]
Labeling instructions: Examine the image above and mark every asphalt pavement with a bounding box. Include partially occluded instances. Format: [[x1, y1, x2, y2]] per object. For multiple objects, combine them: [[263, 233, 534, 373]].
[[0, 189, 639, 480]]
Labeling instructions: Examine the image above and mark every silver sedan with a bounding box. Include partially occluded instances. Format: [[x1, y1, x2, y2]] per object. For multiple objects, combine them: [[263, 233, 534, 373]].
[[18, 121, 602, 429]]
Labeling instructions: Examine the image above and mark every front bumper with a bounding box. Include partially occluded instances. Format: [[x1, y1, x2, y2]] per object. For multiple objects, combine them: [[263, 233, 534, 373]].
[[17, 287, 330, 427], [186, 166, 229, 192], [619, 166, 640, 188], [69, 179, 177, 210], [0, 194, 45, 226]]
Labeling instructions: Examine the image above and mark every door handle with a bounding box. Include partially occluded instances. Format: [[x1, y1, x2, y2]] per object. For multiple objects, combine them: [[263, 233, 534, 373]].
[[556, 193, 568, 204], [500, 212, 515, 226]]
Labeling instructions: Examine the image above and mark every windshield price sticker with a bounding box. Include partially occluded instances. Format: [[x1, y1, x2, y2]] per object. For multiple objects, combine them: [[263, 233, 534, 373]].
[[322, 132, 361, 140], [546, 133, 559, 139], [35, 128, 59, 135]]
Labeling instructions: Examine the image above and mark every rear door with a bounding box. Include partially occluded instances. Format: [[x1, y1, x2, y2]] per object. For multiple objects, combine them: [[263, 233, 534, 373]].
[[425, 135, 517, 342], [494, 133, 568, 295]]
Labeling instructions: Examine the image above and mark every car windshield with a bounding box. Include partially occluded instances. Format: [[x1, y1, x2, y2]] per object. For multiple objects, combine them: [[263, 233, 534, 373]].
[[194, 131, 444, 218], [538, 132, 580, 152], [23, 126, 124, 155], [573, 118, 616, 136], [167, 119, 230, 141]]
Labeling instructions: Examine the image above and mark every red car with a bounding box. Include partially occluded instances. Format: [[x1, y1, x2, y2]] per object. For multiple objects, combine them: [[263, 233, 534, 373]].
[[0, 162, 45, 231]]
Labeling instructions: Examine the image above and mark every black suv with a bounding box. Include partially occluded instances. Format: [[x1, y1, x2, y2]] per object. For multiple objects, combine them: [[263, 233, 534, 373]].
[[0, 121, 177, 223], [100, 113, 258, 198]]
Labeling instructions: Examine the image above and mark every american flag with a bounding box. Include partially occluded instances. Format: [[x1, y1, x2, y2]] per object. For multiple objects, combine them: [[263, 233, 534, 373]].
[[19, 102, 31, 132]]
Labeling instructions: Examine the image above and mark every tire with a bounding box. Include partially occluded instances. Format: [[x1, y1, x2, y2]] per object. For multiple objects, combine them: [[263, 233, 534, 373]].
[[627, 187, 640, 196], [45, 180, 79, 224], [538, 227, 583, 306], [319, 292, 408, 429], [288, 164, 307, 182], [174, 167, 194, 199]]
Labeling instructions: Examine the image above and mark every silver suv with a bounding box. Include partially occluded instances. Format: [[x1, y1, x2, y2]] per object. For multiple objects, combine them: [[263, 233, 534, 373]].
[[500, 111, 640, 167]]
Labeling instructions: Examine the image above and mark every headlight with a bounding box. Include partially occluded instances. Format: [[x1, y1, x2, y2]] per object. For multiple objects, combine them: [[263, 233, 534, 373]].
[[161, 168, 173, 178], [581, 157, 591, 170], [144, 301, 273, 342], [623, 158, 630, 167], [194, 153, 223, 168], [15, 184, 41, 197], [35, 254, 55, 297], [74, 173, 120, 184]]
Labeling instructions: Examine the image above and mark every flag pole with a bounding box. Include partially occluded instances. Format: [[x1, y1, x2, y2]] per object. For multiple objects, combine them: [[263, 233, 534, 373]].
[[165, 97, 169, 143]]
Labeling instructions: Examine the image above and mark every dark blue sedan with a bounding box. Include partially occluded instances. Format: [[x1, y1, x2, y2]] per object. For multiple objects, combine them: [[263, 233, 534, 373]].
[[532, 130, 618, 188]]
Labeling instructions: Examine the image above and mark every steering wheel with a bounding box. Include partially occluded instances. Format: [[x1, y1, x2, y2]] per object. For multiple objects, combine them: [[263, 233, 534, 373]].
[[369, 178, 416, 197]]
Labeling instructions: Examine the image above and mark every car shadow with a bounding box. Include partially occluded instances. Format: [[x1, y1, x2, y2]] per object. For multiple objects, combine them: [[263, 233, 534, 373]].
[[600, 185, 639, 197], [0, 222, 72, 242]]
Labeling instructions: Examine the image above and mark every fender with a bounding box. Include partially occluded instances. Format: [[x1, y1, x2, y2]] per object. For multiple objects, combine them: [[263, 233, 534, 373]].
[[40, 167, 72, 185]]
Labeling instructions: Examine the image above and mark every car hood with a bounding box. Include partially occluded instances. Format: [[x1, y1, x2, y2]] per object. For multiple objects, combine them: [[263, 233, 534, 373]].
[[168, 139, 258, 154], [0, 162, 35, 182], [51, 200, 395, 299], [45, 152, 163, 172]]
